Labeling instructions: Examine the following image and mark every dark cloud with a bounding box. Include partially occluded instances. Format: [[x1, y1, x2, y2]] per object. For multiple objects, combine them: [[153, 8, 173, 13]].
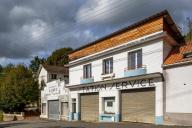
[[0, 0, 191, 65]]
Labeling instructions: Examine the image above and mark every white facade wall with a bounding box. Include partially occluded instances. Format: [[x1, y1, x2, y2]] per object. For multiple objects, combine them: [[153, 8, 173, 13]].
[[38, 67, 48, 85], [164, 65, 192, 113], [68, 32, 176, 124], [40, 80, 69, 119], [39, 66, 69, 120], [69, 39, 164, 86], [163, 41, 172, 61]]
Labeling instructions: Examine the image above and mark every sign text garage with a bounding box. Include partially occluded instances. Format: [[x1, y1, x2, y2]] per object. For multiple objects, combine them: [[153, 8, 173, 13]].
[[82, 78, 155, 93]]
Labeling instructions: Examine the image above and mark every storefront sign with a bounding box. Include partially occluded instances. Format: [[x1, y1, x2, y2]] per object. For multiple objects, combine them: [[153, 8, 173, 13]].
[[82, 78, 155, 93], [49, 85, 60, 95]]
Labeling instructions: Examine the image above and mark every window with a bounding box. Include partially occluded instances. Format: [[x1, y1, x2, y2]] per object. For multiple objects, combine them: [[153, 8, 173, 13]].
[[83, 64, 92, 79], [128, 49, 142, 70], [104, 97, 115, 114], [103, 58, 113, 74], [51, 74, 57, 80], [107, 101, 113, 107], [42, 103, 46, 114]]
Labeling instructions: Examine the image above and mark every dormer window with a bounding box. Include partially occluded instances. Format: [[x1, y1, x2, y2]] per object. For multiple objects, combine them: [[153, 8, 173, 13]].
[[183, 51, 192, 59]]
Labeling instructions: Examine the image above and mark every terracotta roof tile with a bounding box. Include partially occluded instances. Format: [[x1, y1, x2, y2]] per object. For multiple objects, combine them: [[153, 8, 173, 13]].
[[164, 42, 192, 65]]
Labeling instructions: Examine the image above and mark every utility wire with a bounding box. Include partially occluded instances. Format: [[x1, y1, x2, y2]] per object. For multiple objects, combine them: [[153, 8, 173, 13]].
[[70, 48, 163, 72], [10, 0, 153, 55]]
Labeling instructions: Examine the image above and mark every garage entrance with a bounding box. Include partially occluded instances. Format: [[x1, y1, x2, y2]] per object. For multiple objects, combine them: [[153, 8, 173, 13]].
[[80, 93, 99, 122], [121, 88, 155, 123], [48, 100, 60, 120]]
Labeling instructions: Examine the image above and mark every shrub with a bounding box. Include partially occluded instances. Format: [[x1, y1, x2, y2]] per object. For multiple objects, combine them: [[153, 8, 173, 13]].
[[0, 111, 3, 121]]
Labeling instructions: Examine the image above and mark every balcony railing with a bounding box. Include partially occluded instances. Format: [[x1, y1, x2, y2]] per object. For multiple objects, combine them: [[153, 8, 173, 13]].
[[101, 73, 115, 80], [124, 65, 147, 77], [80, 77, 94, 84]]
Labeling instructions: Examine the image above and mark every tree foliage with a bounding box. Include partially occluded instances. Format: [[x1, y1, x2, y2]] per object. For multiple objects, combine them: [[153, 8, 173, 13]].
[[185, 30, 192, 42], [29, 56, 45, 73], [46, 47, 73, 66], [0, 65, 39, 112], [0, 65, 2, 73]]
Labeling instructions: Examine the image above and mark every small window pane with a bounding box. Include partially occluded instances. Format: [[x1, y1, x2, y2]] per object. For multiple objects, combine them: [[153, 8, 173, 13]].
[[137, 50, 142, 68], [103, 58, 113, 74], [83, 64, 92, 79], [51, 74, 57, 79], [107, 101, 113, 107], [128, 49, 142, 69]]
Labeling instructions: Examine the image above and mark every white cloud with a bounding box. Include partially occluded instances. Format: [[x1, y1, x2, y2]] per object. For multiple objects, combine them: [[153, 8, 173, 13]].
[[9, 6, 36, 20], [22, 19, 50, 42], [0, 0, 192, 66], [0, 57, 30, 66]]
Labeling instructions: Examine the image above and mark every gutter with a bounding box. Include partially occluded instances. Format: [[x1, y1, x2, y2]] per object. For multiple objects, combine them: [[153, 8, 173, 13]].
[[163, 61, 192, 69]]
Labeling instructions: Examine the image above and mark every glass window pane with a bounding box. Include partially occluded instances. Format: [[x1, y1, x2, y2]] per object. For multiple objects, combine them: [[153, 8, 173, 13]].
[[107, 101, 113, 107], [137, 50, 142, 68], [103, 58, 113, 74], [128, 50, 142, 69], [110, 58, 113, 73], [83, 64, 92, 78], [128, 52, 136, 69]]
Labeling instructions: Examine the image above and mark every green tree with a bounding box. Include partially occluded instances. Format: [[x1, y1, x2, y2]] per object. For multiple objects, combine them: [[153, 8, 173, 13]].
[[0, 65, 39, 112], [3, 63, 14, 73], [29, 56, 45, 73], [185, 30, 192, 42], [46, 47, 73, 66], [0, 64, 2, 73]]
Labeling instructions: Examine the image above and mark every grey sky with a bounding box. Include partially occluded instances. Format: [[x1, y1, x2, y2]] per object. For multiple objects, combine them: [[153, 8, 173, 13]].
[[0, 0, 191, 66]]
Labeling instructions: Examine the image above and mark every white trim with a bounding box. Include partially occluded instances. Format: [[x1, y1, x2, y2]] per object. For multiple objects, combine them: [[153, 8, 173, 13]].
[[163, 61, 192, 68]]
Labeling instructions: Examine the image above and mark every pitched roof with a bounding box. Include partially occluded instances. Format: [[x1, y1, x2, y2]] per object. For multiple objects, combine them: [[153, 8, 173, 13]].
[[70, 10, 183, 55], [41, 64, 69, 75], [164, 42, 192, 66]]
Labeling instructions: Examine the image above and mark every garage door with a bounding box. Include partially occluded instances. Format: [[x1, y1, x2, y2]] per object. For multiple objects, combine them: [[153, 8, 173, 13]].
[[48, 100, 60, 120], [81, 93, 99, 122], [121, 88, 155, 123]]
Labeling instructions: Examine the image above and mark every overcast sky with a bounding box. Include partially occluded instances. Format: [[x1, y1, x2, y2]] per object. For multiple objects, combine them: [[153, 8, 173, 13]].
[[0, 0, 191, 66]]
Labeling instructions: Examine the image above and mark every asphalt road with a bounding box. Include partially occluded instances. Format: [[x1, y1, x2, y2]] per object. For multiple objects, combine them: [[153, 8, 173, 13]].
[[0, 119, 191, 128]]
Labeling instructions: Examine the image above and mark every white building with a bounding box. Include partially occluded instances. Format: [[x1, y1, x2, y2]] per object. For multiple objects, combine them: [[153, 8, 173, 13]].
[[163, 42, 192, 126], [38, 64, 69, 120], [67, 10, 187, 125]]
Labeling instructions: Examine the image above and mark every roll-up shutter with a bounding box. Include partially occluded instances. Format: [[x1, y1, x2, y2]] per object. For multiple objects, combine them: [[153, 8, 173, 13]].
[[121, 88, 155, 123], [48, 100, 60, 120], [80, 93, 99, 122]]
